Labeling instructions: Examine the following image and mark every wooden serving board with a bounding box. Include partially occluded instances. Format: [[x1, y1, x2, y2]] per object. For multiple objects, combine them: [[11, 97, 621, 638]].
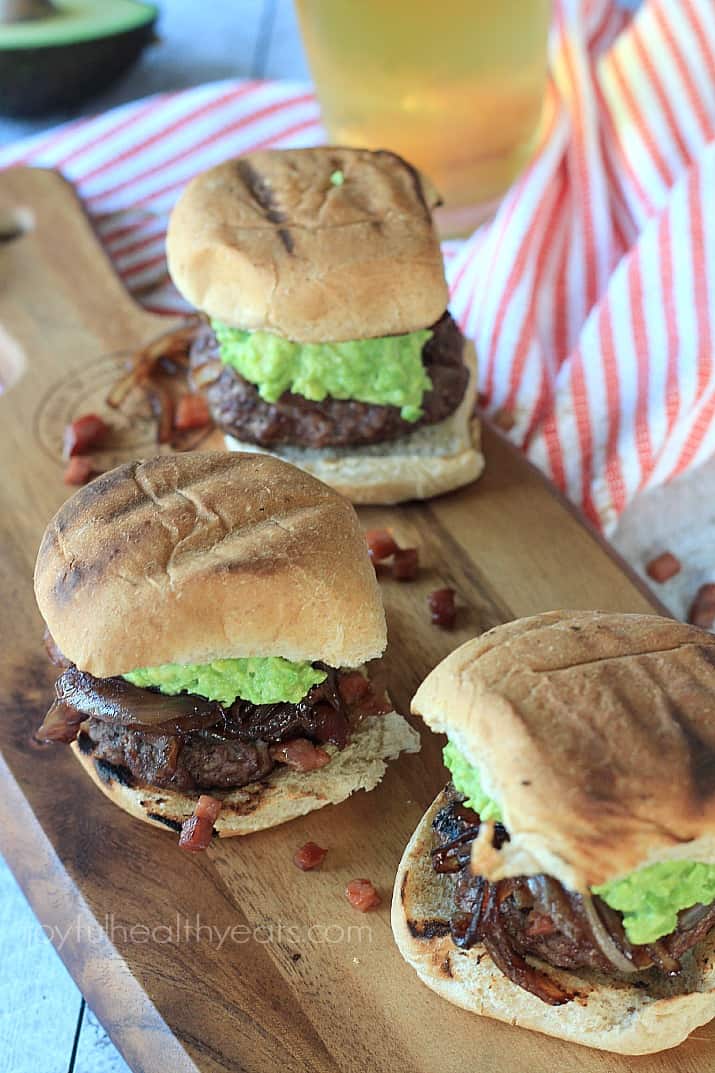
[[0, 167, 710, 1073]]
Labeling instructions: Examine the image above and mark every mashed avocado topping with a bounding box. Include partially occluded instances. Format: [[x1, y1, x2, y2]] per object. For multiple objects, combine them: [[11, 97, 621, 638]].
[[443, 741, 502, 821], [443, 742, 715, 945], [594, 861, 715, 945], [213, 321, 433, 422], [124, 657, 327, 706]]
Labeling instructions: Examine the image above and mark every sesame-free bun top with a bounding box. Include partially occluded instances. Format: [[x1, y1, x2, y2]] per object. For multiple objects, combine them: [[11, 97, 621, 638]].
[[411, 610, 715, 892], [166, 147, 448, 342], [35, 452, 386, 677]]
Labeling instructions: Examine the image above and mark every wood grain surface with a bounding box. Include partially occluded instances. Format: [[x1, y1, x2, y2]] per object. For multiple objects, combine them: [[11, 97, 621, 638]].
[[0, 166, 711, 1073]]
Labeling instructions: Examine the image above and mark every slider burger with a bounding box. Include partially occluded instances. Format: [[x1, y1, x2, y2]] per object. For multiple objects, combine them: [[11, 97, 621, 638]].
[[392, 611, 715, 1053], [166, 147, 483, 504], [34, 452, 419, 846]]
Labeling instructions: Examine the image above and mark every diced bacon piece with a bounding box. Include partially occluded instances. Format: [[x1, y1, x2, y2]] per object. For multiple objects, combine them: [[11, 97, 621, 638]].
[[270, 738, 331, 772], [178, 814, 214, 852], [393, 547, 419, 581], [64, 456, 95, 485], [645, 552, 681, 583], [428, 587, 457, 629], [294, 842, 328, 871], [174, 393, 211, 430], [179, 795, 222, 850], [338, 672, 370, 705], [688, 583, 715, 629], [63, 413, 109, 458], [365, 528, 399, 563], [345, 879, 381, 912], [194, 794, 222, 823]]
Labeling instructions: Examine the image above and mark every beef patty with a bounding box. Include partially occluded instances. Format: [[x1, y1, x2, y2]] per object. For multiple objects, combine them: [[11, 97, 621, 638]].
[[431, 787, 715, 1005], [190, 312, 469, 448], [38, 664, 380, 794], [78, 721, 275, 792]]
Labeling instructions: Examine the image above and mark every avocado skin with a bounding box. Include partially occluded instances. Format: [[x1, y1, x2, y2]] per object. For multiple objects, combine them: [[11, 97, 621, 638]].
[[0, 17, 157, 117]]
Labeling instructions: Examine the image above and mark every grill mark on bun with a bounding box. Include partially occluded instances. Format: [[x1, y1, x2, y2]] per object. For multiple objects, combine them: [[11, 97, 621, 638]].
[[35, 451, 386, 678], [235, 158, 294, 254], [217, 785, 270, 816], [614, 640, 715, 804], [145, 812, 183, 833], [374, 149, 440, 215], [76, 730, 95, 755], [664, 697, 715, 802], [407, 917, 452, 941], [45, 454, 340, 604], [277, 228, 294, 254], [400, 870, 409, 905], [439, 956, 453, 978], [95, 757, 134, 787]]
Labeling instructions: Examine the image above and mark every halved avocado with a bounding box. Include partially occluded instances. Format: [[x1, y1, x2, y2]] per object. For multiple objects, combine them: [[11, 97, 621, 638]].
[[0, 1, 158, 117]]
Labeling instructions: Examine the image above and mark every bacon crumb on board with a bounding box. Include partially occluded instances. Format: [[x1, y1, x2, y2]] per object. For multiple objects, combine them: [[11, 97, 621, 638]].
[[63, 413, 109, 458], [428, 587, 457, 628], [63, 456, 96, 486], [392, 547, 419, 581], [294, 842, 328, 871], [364, 529, 399, 563], [345, 879, 381, 912]]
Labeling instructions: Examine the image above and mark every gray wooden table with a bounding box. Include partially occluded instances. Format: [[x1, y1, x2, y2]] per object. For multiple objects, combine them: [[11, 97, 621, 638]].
[[0, 3, 306, 1070]]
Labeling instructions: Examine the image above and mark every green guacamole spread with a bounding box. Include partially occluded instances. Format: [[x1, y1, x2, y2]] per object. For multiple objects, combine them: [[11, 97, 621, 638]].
[[593, 860, 715, 945], [442, 741, 715, 944], [213, 321, 433, 422], [443, 741, 502, 821], [124, 657, 326, 707]]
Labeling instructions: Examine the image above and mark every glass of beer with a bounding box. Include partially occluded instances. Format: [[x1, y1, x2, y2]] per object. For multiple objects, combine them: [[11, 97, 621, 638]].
[[294, 0, 551, 236]]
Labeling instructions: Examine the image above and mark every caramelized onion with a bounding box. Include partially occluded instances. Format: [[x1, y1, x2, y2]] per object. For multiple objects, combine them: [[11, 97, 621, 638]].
[[478, 885, 573, 1006], [526, 876, 585, 944], [54, 667, 224, 733], [190, 359, 222, 389], [147, 383, 174, 444], [36, 700, 86, 744], [111, 321, 203, 404], [580, 894, 639, 975], [646, 940, 682, 976], [678, 903, 710, 930]]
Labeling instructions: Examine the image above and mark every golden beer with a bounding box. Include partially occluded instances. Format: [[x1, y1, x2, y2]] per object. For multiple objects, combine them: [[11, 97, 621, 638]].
[[295, 0, 551, 234]]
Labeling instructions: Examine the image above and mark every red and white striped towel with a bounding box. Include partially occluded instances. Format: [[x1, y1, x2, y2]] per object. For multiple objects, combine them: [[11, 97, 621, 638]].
[[1, 0, 713, 536]]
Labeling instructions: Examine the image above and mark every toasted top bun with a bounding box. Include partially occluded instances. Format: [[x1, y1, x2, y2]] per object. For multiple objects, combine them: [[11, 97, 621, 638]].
[[411, 610, 715, 891], [35, 452, 386, 677], [166, 147, 448, 342]]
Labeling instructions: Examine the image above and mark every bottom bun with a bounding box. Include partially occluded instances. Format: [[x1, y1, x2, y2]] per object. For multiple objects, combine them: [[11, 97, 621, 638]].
[[72, 710, 420, 837], [391, 788, 715, 1055], [225, 345, 484, 505]]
